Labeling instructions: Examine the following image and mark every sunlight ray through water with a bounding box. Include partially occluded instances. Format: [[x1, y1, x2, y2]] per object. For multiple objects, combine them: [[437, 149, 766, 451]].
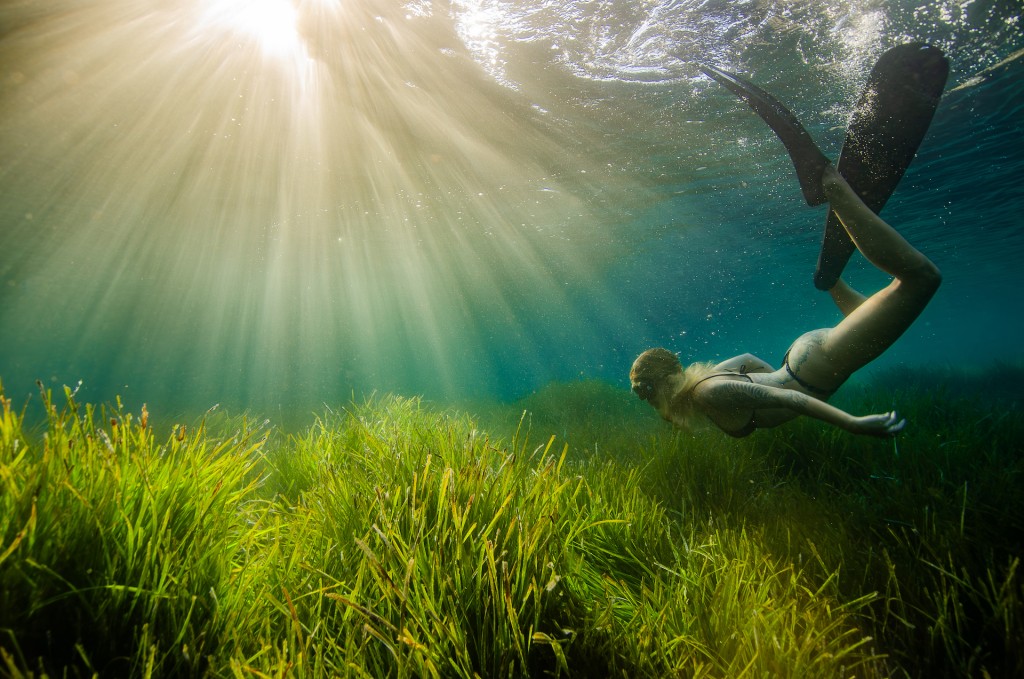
[[0, 0, 649, 413]]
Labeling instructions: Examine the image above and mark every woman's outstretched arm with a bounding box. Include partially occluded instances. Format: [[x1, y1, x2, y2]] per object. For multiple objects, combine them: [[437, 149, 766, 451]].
[[697, 379, 905, 437]]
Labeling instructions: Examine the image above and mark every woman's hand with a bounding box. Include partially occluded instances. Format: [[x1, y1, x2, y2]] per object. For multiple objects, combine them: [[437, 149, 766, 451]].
[[849, 411, 906, 437]]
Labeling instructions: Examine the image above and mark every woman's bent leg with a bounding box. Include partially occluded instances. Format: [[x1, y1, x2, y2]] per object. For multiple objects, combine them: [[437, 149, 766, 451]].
[[822, 167, 941, 289], [816, 167, 941, 374]]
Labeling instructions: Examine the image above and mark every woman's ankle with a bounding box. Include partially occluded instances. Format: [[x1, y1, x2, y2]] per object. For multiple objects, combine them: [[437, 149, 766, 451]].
[[822, 165, 847, 199]]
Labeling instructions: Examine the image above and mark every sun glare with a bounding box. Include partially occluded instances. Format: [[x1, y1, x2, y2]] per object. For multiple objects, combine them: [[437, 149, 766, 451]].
[[201, 0, 303, 57]]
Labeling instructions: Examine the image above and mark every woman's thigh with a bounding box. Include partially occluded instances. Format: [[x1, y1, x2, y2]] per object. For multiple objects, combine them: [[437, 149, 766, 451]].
[[819, 277, 937, 375]]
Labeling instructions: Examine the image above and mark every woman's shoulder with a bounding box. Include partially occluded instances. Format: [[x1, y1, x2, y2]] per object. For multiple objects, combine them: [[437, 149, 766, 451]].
[[712, 353, 776, 374]]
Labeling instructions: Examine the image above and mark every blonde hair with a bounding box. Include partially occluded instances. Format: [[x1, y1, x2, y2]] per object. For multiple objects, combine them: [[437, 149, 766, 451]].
[[630, 348, 683, 384], [671, 360, 719, 429], [631, 349, 718, 429]]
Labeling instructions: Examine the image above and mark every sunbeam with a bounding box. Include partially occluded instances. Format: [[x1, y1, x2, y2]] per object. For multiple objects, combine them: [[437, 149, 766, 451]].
[[0, 0, 642, 414]]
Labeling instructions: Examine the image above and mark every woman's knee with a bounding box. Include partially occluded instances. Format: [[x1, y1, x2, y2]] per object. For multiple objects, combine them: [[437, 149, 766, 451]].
[[904, 259, 942, 298]]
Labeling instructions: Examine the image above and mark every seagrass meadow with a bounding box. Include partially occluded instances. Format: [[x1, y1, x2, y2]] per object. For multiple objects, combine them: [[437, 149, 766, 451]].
[[1, 369, 1022, 679]]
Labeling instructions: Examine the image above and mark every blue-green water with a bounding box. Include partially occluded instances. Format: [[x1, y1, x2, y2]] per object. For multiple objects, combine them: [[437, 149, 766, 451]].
[[1, 0, 1022, 419]]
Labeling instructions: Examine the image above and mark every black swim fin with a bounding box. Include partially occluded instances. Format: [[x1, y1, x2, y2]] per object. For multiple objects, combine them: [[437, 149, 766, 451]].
[[813, 43, 948, 290], [701, 64, 831, 206]]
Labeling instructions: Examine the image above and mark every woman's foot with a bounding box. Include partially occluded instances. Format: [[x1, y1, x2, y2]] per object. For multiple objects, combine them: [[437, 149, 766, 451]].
[[822, 165, 847, 197]]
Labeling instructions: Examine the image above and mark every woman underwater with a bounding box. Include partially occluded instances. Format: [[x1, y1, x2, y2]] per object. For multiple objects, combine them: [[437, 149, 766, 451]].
[[630, 50, 946, 438]]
